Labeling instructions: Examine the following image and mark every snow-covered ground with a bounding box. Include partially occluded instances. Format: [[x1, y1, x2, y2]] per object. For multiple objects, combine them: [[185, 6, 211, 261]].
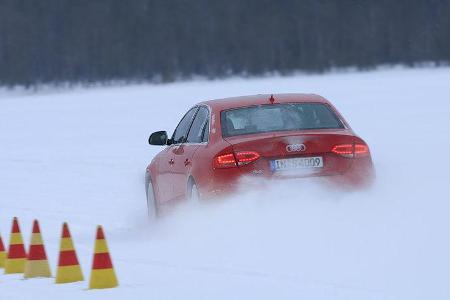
[[1, 67, 450, 299]]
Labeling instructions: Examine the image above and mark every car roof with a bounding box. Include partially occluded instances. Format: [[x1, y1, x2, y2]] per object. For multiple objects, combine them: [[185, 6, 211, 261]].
[[199, 93, 331, 111]]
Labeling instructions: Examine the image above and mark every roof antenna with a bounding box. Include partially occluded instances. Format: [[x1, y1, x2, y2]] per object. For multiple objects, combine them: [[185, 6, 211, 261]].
[[269, 94, 275, 104]]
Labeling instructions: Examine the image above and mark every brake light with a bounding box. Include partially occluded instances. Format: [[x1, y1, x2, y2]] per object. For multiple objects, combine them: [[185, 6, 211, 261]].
[[214, 153, 237, 168], [235, 151, 260, 165], [331, 144, 353, 157], [332, 143, 369, 158], [213, 151, 260, 168], [354, 144, 369, 156]]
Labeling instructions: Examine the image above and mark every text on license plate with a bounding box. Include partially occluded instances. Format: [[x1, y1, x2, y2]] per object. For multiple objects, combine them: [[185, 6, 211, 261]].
[[270, 156, 324, 171]]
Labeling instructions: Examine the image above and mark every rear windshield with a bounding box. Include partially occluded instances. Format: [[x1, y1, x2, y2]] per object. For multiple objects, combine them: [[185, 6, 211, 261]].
[[221, 103, 344, 137]]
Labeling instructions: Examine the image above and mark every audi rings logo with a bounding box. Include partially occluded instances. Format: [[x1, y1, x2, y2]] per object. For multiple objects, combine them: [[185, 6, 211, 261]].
[[286, 143, 306, 152]]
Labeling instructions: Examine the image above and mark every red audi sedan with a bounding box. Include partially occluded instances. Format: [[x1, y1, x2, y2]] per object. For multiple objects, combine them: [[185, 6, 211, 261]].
[[145, 94, 374, 216]]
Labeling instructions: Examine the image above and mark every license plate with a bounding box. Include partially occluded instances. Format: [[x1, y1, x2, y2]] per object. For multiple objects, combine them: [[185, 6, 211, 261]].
[[270, 156, 324, 172]]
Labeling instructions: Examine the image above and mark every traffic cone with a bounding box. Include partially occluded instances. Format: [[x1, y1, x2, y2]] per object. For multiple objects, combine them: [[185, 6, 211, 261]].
[[24, 220, 51, 278], [55, 222, 84, 283], [89, 226, 118, 289], [0, 234, 6, 268], [4, 217, 27, 274]]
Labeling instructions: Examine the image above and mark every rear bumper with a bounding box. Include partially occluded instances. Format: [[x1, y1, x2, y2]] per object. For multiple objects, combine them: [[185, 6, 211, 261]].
[[199, 158, 375, 199]]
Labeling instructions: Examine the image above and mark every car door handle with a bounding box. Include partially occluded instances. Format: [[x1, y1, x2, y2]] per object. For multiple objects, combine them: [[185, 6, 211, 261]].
[[184, 159, 191, 166], [169, 159, 174, 165]]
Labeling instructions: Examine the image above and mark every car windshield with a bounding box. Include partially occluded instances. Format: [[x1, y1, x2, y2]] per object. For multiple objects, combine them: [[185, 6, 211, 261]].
[[221, 103, 344, 137]]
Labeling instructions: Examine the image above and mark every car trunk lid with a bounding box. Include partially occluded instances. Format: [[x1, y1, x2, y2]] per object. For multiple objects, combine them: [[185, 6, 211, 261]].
[[223, 129, 356, 177]]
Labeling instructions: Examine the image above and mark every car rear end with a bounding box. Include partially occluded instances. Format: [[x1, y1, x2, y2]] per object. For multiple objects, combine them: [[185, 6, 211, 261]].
[[210, 101, 374, 194]]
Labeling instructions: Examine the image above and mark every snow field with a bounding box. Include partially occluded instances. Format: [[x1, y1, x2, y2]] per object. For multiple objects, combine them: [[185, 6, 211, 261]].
[[1, 67, 450, 299]]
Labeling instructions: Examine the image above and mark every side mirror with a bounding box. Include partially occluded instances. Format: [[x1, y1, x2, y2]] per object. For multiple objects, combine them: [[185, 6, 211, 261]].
[[149, 131, 168, 145]]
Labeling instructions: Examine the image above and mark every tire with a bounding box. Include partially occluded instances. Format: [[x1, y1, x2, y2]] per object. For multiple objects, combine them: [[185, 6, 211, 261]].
[[146, 180, 157, 219], [187, 178, 200, 202]]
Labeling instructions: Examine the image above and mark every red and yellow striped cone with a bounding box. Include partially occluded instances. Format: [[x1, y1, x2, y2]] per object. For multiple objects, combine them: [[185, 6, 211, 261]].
[[89, 226, 118, 289], [0, 234, 6, 268], [55, 222, 84, 283], [4, 217, 27, 274], [24, 220, 51, 278]]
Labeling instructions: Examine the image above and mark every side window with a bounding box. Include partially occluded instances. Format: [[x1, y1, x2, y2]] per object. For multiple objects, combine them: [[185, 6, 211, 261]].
[[172, 107, 198, 144], [187, 107, 209, 143]]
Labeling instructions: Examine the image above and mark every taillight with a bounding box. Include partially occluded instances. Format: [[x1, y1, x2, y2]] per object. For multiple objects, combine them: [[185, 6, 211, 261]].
[[213, 151, 260, 168], [331, 144, 354, 158], [235, 151, 260, 166], [354, 144, 369, 156], [214, 153, 237, 168], [332, 143, 369, 158]]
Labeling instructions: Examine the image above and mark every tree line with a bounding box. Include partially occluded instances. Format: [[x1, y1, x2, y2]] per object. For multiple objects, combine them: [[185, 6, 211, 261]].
[[0, 0, 449, 87]]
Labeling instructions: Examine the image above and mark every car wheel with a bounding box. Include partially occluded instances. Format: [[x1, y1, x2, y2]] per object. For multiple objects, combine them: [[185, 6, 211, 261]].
[[147, 180, 157, 219], [187, 179, 200, 202]]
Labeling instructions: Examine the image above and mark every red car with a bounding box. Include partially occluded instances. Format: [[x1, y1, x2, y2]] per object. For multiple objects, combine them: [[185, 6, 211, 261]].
[[146, 94, 374, 216]]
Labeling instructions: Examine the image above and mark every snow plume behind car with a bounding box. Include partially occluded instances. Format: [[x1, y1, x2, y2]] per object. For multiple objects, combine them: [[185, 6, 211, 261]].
[[0, 67, 450, 299], [147, 151, 448, 300]]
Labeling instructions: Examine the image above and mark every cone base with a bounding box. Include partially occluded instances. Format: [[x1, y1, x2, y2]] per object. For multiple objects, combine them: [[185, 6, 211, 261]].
[[56, 265, 84, 284], [0, 251, 6, 268], [4, 258, 25, 274], [24, 260, 52, 278], [89, 268, 118, 289]]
